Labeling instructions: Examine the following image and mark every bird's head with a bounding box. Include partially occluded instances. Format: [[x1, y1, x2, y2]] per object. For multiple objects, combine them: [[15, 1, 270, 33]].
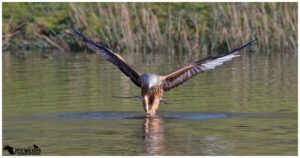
[[142, 74, 158, 89]]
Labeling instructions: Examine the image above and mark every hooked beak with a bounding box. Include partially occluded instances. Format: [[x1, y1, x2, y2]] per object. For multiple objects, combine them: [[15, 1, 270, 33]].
[[148, 84, 152, 89]]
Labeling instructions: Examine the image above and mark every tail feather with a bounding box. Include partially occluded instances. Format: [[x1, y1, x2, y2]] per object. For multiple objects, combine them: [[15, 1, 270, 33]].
[[113, 95, 178, 106]]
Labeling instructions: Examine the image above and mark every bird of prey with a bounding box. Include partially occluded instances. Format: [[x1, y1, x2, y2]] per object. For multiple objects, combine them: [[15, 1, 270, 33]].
[[70, 26, 256, 117]]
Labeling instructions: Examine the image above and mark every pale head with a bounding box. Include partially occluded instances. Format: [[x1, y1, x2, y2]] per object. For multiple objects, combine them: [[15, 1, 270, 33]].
[[142, 74, 158, 89]]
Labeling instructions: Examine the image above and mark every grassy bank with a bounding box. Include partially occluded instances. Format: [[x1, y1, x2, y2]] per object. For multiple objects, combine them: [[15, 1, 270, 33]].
[[2, 2, 298, 54]]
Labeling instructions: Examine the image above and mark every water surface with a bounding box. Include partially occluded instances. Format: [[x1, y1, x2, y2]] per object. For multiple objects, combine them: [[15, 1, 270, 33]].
[[3, 50, 297, 155]]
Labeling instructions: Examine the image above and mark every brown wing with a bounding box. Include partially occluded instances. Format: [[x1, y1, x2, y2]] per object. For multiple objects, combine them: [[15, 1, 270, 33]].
[[70, 26, 141, 87], [162, 40, 256, 91]]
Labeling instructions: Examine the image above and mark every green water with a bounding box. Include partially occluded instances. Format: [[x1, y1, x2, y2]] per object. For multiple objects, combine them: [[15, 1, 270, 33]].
[[3, 50, 297, 155]]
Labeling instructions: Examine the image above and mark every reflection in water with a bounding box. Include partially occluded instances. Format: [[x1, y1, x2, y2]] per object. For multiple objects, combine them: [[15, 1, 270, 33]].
[[141, 115, 233, 155], [143, 116, 165, 155]]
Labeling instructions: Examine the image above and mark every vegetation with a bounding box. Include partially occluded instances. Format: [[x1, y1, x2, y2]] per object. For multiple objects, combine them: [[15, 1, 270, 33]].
[[2, 2, 298, 54]]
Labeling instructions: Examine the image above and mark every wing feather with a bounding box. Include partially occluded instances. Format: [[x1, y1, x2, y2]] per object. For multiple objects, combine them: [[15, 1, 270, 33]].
[[162, 40, 256, 91], [70, 26, 141, 87]]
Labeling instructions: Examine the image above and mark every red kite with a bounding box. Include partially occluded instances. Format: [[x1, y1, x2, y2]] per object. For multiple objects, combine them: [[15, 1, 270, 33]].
[[70, 26, 256, 117]]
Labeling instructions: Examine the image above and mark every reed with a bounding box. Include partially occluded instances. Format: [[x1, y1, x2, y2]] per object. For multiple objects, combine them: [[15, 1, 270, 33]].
[[2, 2, 297, 54]]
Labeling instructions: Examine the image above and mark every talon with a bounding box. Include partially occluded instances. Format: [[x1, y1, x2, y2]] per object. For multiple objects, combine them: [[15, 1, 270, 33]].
[[146, 110, 153, 116]]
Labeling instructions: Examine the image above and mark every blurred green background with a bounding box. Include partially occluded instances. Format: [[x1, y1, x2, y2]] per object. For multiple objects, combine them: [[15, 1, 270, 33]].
[[2, 2, 298, 54]]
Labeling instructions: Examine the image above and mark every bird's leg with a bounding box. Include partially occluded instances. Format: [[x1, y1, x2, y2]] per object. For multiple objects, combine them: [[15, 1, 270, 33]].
[[143, 95, 151, 115], [151, 97, 160, 115]]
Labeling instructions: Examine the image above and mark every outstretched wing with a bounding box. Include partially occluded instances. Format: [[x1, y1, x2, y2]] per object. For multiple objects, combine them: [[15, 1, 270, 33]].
[[162, 40, 256, 91], [70, 26, 142, 87]]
